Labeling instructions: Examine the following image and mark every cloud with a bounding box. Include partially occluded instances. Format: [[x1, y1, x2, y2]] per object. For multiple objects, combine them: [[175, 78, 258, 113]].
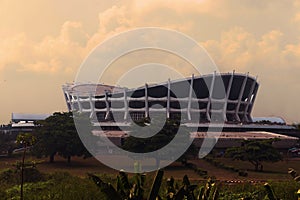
[[2, 1, 297, 75], [0, 21, 87, 74], [202, 27, 300, 72], [1, 0, 300, 123], [202, 27, 300, 121]]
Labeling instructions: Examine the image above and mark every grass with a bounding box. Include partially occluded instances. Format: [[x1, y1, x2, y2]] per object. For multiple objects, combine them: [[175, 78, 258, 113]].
[[1, 154, 300, 181], [213, 157, 300, 181], [1, 155, 300, 200]]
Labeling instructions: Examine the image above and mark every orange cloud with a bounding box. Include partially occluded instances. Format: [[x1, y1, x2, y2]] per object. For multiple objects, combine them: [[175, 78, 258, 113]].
[[1, 0, 300, 123], [0, 21, 87, 74]]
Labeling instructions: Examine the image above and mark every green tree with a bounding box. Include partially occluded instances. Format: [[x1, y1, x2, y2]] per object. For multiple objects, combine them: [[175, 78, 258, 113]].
[[122, 117, 197, 168], [225, 139, 282, 171], [33, 112, 94, 163], [0, 132, 15, 156]]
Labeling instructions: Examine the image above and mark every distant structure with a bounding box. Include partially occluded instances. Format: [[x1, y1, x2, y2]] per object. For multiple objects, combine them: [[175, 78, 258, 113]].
[[0, 113, 51, 156], [10, 113, 51, 134], [11, 113, 50, 123], [252, 117, 286, 125], [63, 72, 259, 123], [62, 71, 299, 150]]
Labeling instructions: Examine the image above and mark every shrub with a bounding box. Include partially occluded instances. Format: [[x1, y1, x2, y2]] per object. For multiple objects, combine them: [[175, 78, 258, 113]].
[[0, 167, 44, 185], [238, 170, 248, 177], [3, 172, 106, 200]]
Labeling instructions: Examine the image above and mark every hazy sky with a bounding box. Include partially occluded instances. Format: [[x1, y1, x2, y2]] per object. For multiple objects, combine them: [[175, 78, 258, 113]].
[[0, 0, 300, 124]]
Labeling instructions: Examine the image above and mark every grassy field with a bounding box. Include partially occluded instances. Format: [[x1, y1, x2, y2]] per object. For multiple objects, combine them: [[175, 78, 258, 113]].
[[0, 154, 299, 181], [213, 157, 300, 181], [1, 155, 300, 199]]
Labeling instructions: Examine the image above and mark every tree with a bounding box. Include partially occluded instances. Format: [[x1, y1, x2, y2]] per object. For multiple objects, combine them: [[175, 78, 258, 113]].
[[225, 139, 282, 171], [0, 132, 16, 156], [33, 112, 94, 163], [122, 116, 197, 168]]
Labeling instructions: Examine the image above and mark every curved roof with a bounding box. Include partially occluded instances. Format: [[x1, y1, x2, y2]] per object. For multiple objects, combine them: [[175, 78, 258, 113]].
[[63, 72, 259, 123]]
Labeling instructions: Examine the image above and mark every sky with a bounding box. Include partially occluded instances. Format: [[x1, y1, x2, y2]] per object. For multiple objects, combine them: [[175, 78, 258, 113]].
[[0, 0, 300, 124]]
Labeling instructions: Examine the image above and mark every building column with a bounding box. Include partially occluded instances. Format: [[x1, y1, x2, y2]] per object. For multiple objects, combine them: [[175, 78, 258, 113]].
[[247, 78, 259, 122], [206, 71, 216, 122], [123, 89, 128, 120], [223, 70, 235, 122], [187, 74, 194, 121], [104, 91, 110, 120], [167, 79, 171, 119], [70, 95, 76, 111], [77, 94, 82, 113], [243, 76, 257, 122], [64, 91, 72, 111], [89, 93, 95, 118], [235, 72, 248, 122], [145, 83, 149, 118]]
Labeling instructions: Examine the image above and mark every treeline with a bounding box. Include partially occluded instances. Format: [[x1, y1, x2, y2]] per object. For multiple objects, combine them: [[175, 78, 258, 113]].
[[31, 112, 95, 163]]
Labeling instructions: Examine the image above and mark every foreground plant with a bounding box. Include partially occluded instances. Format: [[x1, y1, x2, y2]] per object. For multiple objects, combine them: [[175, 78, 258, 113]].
[[16, 133, 36, 200], [89, 170, 221, 200], [88, 170, 163, 200], [288, 168, 300, 200], [264, 183, 279, 200]]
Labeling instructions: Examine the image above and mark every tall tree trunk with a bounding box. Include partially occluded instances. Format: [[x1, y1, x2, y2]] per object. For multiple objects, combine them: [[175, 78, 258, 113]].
[[255, 162, 259, 171], [259, 164, 263, 171], [67, 156, 71, 164], [49, 153, 55, 163]]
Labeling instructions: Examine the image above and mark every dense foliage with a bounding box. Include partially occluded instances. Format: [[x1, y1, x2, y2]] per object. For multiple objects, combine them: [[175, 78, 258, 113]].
[[0, 131, 16, 156], [32, 112, 94, 163], [0, 170, 105, 200], [0, 166, 300, 200], [122, 117, 197, 167], [225, 139, 282, 171], [87, 170, 300, 200]]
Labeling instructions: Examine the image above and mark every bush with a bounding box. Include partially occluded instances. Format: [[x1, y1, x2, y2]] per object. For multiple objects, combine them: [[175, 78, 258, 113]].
[[0, 167, 44, 185], [182, 162, 208, 178], [0, 168, 16, 184], [3, 172, 106, 200], [195, 168, 208, 177], [238, 170, 248, 177], [2, 166, 300, 199], [267, 181, 300, 200], [204, 157, 240, 172]]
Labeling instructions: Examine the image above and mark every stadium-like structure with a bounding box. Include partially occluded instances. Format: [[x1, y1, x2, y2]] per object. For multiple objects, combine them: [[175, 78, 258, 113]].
[[62, 71, 300, 150], [63, 71, 259, 124]]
